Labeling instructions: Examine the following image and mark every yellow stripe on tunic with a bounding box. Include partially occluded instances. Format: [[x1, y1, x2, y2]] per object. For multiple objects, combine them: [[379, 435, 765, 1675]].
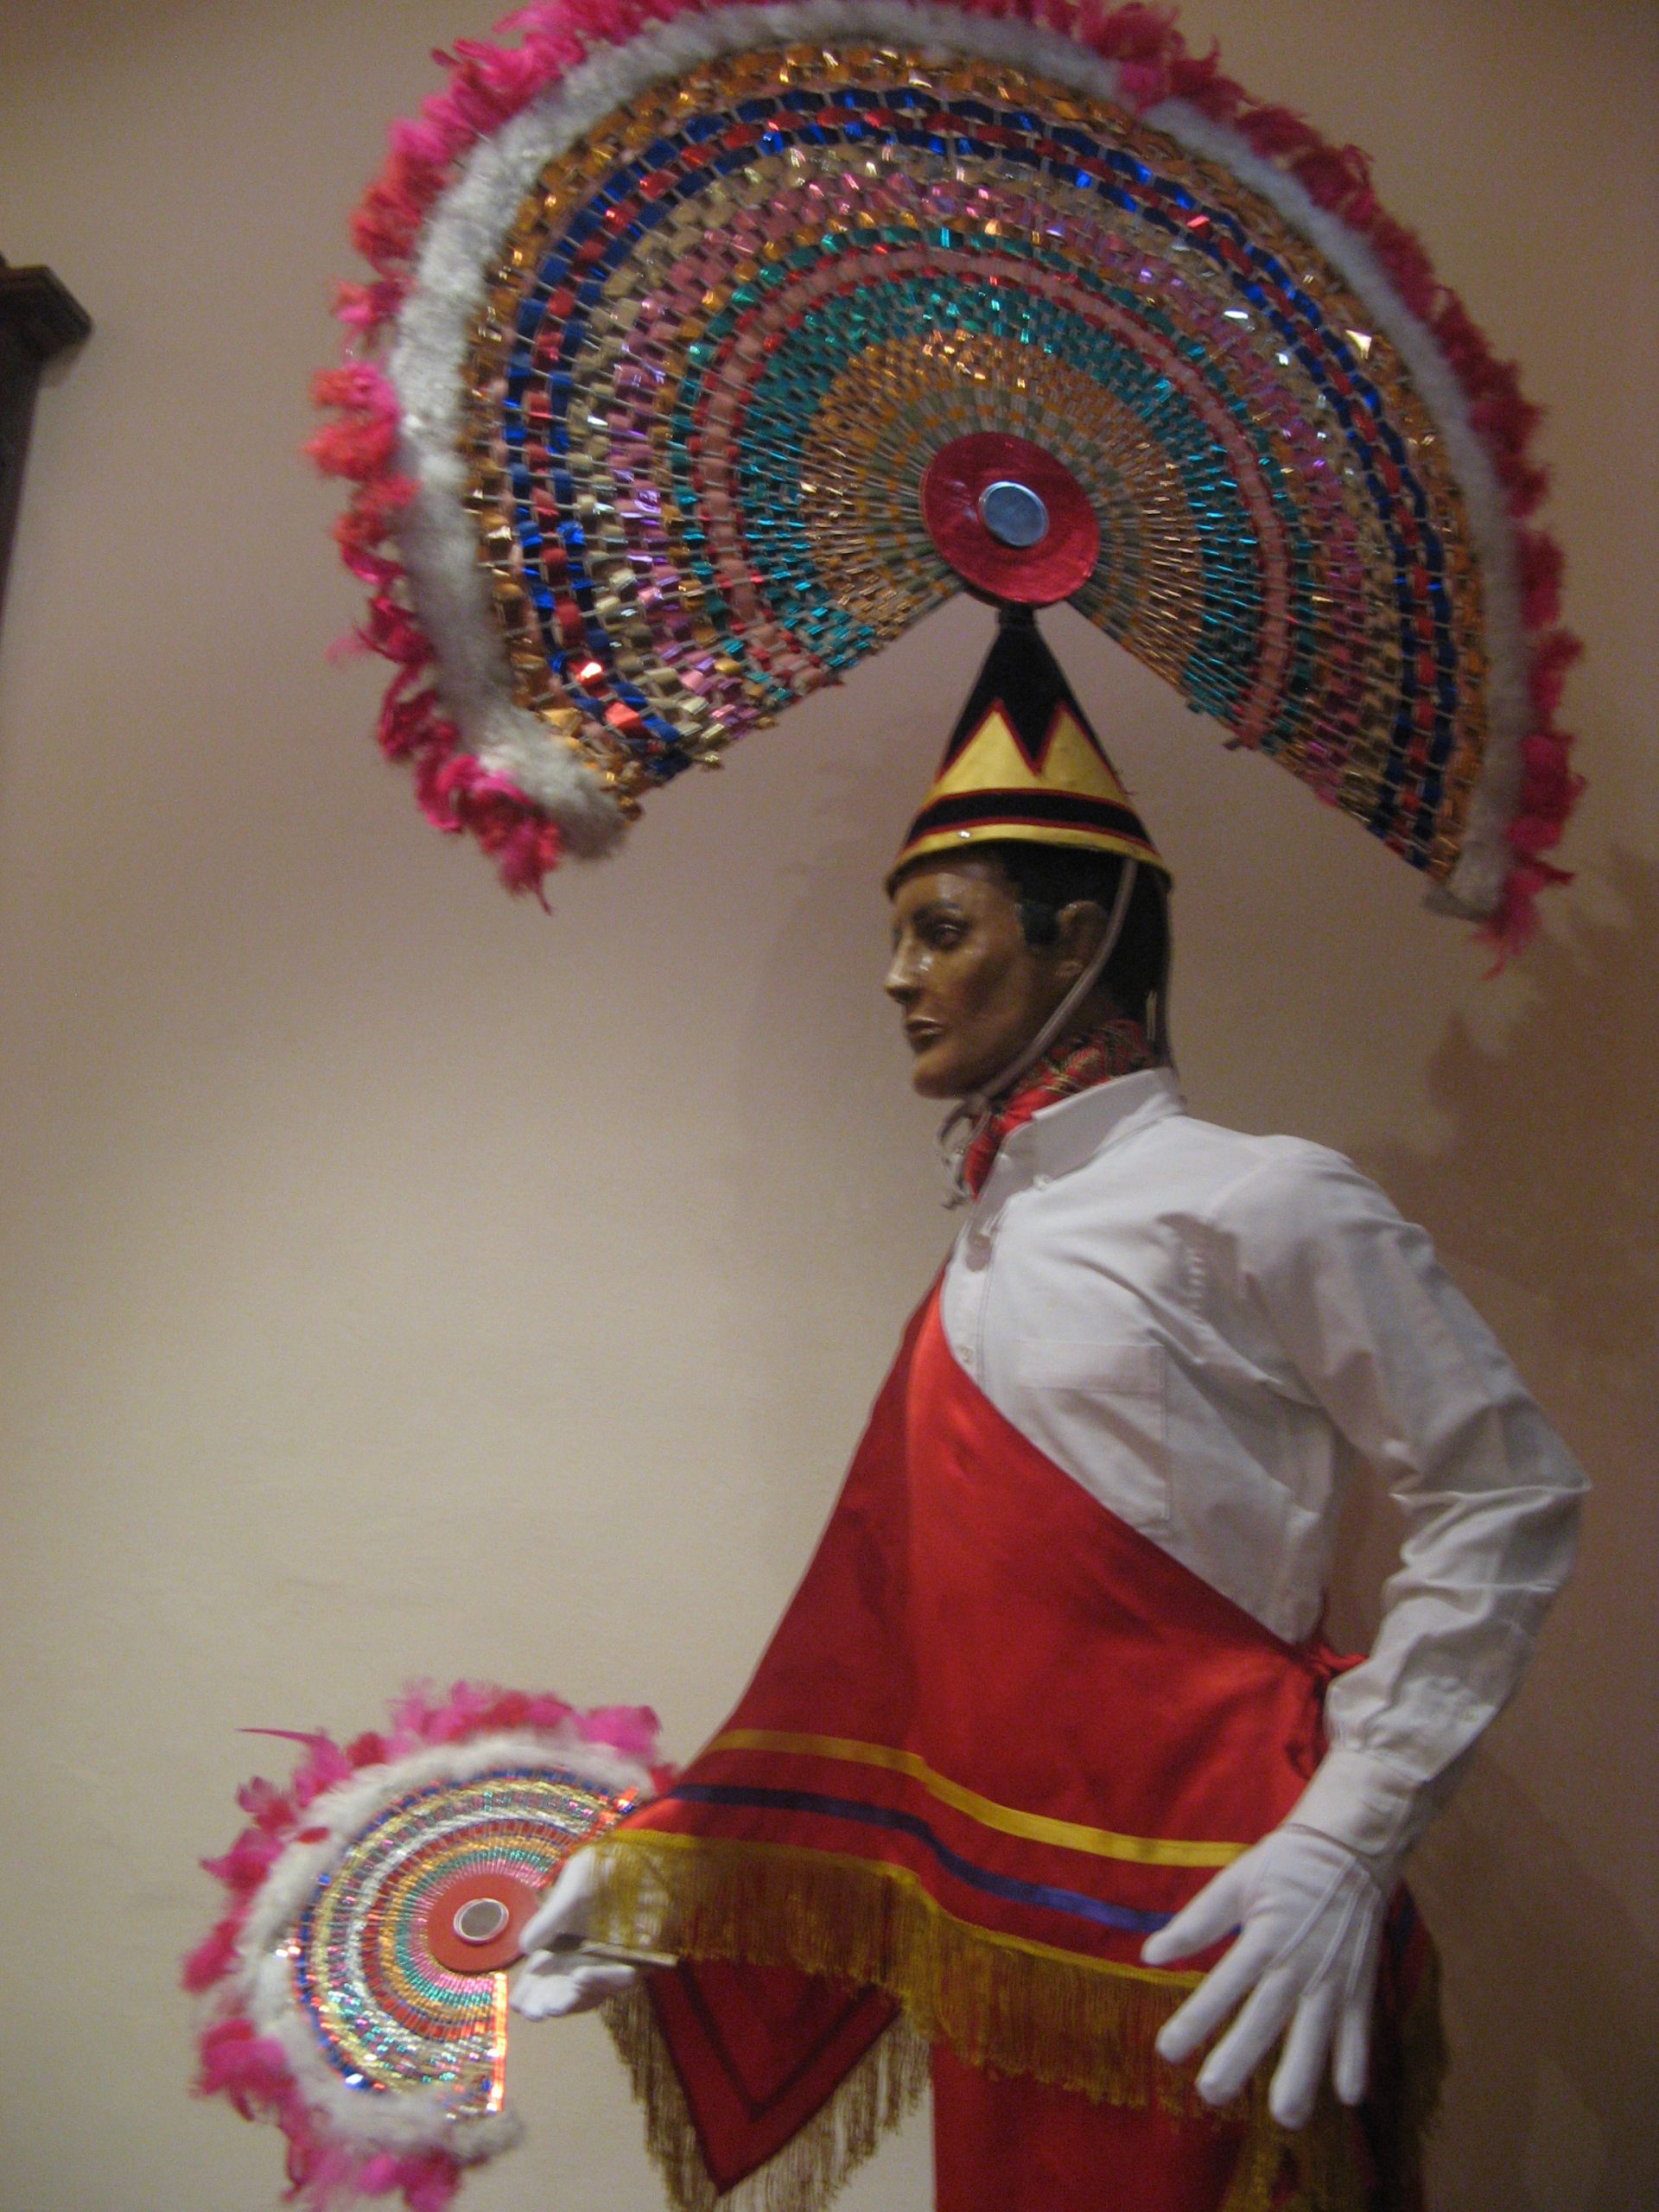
[[708, 1730, 1247, 1870]]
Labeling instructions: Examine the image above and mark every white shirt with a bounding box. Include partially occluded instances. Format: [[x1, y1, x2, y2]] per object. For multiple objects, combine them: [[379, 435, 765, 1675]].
[[939, 1068, 1586, 1863]]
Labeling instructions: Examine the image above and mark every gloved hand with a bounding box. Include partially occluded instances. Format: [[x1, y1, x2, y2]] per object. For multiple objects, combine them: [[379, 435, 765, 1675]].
[[1140, 1824, 1389, 2129], [509, 1847, 640, 2019]]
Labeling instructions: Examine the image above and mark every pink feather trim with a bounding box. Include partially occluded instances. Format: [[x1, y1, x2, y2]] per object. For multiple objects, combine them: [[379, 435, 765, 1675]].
[[186, 1681, 666, 2211], [312, 0, 1581, 950]]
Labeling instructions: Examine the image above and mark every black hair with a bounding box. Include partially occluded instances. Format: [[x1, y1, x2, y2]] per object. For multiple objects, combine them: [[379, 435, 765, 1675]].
[[973, 840, 1170, 1032]]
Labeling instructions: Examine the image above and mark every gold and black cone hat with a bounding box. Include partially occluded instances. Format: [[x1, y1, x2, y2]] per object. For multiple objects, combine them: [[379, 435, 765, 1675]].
[[892, 607, 1169, 882]]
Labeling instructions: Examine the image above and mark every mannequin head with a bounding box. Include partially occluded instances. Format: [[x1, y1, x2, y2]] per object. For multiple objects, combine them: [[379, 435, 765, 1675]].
[[885, 836, 1159, 1096]]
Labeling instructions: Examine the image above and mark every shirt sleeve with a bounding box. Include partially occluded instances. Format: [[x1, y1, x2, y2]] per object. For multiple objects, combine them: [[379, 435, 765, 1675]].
[[1208, 1145, 1587, 1865]]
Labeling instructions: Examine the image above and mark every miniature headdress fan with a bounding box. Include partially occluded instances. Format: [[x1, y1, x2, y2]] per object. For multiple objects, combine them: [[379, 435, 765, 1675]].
[[313, 1, 1580, 950], [183, 1684, 664, 2210]]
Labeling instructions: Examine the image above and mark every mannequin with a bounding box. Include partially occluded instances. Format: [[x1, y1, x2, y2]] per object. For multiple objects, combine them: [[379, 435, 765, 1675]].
[[512, 624, 1587, 2212], [885, 844, 1407, 2157]]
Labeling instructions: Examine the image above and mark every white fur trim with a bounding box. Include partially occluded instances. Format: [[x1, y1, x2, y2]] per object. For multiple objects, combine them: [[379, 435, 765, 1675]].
[[391, 0, 1525, 911], [229, 1727, 654, 2156]]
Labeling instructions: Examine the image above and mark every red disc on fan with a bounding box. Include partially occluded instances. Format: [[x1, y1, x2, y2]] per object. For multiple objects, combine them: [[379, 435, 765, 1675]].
[[920, 434, 1100, 606], [424, 1869, 546, 1976]]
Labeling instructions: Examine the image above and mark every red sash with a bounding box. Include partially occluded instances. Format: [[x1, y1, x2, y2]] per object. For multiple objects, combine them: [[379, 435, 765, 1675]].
[[598, 1288, 1433, 2204]]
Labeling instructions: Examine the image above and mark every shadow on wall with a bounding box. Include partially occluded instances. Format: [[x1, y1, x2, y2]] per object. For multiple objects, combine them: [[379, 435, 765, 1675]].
[[1412, 1755, 1659, 2212], [1329, 842, 1659, 1644], [1334, 846, 1659, 2212], [1357, 845, 1659, 1373]]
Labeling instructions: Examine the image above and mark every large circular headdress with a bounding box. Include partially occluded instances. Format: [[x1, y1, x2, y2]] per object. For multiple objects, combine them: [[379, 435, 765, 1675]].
[[314, 1, 1580, 950]]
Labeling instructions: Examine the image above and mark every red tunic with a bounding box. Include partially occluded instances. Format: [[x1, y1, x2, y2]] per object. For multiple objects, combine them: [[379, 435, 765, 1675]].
[[598, 1287, 1436, 2209]]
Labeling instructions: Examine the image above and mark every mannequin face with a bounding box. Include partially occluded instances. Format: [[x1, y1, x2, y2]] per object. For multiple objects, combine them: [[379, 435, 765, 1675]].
[[885, 855, 1098, 1099]]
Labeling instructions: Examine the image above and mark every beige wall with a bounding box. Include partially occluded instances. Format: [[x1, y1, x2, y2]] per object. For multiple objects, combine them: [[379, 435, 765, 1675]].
[[1, 3, 1653, 2207]]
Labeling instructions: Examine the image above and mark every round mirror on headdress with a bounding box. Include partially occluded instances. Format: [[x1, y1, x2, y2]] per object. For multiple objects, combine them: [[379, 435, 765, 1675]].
[[313, 1, 1580, 953]]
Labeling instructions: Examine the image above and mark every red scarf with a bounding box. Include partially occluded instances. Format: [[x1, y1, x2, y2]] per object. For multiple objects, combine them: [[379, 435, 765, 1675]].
[[961, 1020, 1159, 1198]]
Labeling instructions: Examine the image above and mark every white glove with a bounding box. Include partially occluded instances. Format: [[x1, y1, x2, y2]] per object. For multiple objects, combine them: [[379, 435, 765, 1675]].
[[1140, 1825, 1388, 2128], [509, 1847, 641, 2020]]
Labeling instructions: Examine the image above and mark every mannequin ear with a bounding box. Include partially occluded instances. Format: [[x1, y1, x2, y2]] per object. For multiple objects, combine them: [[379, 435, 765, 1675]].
[[1053, 898, 1108, 977]]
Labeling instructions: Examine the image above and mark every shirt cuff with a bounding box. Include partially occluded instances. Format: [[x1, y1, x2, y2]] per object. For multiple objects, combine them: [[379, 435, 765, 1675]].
[[1284, 1747, 1423, 1867]]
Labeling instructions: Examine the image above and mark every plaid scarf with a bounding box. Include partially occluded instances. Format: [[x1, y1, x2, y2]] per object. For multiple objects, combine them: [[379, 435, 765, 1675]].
[[960, 1020, 1159, 1198]]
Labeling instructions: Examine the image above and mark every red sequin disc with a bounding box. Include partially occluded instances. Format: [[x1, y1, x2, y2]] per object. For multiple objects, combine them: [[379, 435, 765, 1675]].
[[920, 434, 1101, 606]]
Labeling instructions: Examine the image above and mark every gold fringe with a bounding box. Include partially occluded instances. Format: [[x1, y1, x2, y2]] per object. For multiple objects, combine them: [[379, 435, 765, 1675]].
[[598, 1834, 1449, 2212], [1219, 2091, 1370, 2212], [605, 1982, 930, 2212], [592, 1829, 1200, 2110]]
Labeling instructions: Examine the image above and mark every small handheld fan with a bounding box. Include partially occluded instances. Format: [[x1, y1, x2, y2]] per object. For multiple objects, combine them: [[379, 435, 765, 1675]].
[[184, 1684, 664, 2210]]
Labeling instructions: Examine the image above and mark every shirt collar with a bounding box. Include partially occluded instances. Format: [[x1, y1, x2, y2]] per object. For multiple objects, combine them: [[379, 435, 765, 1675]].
[[987, 1066, 1185, 1187]]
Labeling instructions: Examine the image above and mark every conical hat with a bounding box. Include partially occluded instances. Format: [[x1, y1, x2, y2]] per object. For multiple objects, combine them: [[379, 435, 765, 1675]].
[[893, 610, 1166, 881]]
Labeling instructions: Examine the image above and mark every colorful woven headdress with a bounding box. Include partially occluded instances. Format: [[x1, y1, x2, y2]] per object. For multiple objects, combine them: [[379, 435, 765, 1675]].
[[315, 0, 1580, 951]]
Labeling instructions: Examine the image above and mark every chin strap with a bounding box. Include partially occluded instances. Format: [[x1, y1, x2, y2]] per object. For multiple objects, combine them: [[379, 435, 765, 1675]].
[[1147, 869, 1174, 1066], [938, 860, 1139, 1205]]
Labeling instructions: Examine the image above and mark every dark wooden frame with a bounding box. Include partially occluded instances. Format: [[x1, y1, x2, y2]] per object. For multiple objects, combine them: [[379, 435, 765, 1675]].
[[0, 258, 92, 632]]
